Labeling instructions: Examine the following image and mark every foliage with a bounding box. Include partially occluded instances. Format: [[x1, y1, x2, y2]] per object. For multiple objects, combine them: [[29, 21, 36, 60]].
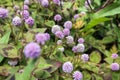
[[0, 0, 120, 80]]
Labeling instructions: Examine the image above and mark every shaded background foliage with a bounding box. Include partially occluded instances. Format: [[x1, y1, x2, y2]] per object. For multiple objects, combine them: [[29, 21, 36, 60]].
[[0, 0, 120, 80]]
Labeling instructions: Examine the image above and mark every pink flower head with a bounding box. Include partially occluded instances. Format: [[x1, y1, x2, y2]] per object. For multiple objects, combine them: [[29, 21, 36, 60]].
[[110, 63, 120, 71], [111, 53, 118, 59], [23, 42, 41, 58], [73, 71, 83, 80], [63, 28, 70, 36], [64, 21, 72, 29], [54, 14, 62, 22], [62, 62, 73, 73], [0, 8, 8, 18], [55, 31, 64, 39], [35, 33, 46, 45], [78, 38, 84, 44]]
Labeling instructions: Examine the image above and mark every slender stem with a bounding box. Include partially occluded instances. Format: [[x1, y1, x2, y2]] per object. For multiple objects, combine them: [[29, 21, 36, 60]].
[[60, 0, 65, 18], [95, 0, 114, 12], [21, 23, 24, 38], [101, 0, 110, 8], [86, 0, 93, 12], [6, 19, 16, 41], [11, 0, 14, 7]]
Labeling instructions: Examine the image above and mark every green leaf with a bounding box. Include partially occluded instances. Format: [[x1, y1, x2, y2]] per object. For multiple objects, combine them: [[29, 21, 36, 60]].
[[94, 0, 101, 6], [24, 32, 34, 43], [114, 27, 120, 50], [81, 62, 99, 73], [83, 17, 110, 31], [0, 55, 4, 63], [54, 49, 64, 62], [34, 70, 51, 79], [104, 50, 112, 57], [112, 71, 120, 80], [16, 59, 36, 80], [63, 2, 72, 9], [104, 57, 113, 64], [93, 3, 120, 18], [6, 67, 19, 80], [37, 57, 52, 70], [65, 50, 74, 56], [83, 71, 91, 80], [101, 36, 116, 44], [93, 74, 103, 80], [30, 28, 47, 33], [45, 20, 55, 27], [0, 31, 11, 44], [110, 44, 118, 53], [0, 44, 19, 59], [87, 37, 106, 54], [0, 66, 9, 77], [90, 51, 101, 63], [46, 60, 61, 73], [115, 57, 120, 64]]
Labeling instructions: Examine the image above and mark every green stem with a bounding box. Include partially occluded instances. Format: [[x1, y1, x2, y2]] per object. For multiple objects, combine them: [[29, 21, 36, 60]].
[[6, 19, 17, 44]]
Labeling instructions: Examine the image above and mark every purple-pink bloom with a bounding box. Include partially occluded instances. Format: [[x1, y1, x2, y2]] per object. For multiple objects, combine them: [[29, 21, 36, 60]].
[[23, 5, 29, 10], [0, 8, 8, 18], [66, 36, 74, 44], [111, 53, 118, 59], [55, 31, 64, 39], [64, 21, 72, 29], [21, 10, 29, 19], [62, 62, 73, 73], [73, 71, 83, 80], [85, 0, 91, 8], [41, 0, 49, 7], [24, 0, 30, 5], [25, 16, 34, 26], [54, 14, 62, 22], [74, 14, 79, 20], [76, 44, 85, 52], [110, 63, 120, 71], [44, 33, 50, 41], [52, 25, 61, 34], [35, 33, 46, 45], [78, 38, 84, 44], [23, 42, 41, 58], [63, 28, 70, 36], [72, 46, 78, 53], [12, 16, 22, 26], [53, 0, 60, 5], [81, 54, 89, 62]]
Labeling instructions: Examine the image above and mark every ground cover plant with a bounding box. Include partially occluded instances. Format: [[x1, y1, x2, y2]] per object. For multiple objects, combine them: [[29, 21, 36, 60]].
[[0, 0, 120, 80]]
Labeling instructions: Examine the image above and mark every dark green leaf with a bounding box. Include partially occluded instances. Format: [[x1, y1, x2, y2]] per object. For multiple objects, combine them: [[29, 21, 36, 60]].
[[0, 55, 4, 63], [83, 17, 110, 31], [112, 71, 120, 80], [45, 20, 55, 27], [34, 70, 51, 79], [93, 3, 120, 18]]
